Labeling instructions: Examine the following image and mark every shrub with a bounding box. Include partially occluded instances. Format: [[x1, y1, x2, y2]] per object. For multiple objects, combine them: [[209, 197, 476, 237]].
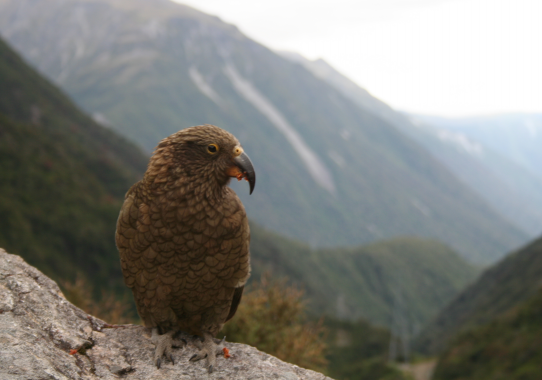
[[221, 274, 328, 372]]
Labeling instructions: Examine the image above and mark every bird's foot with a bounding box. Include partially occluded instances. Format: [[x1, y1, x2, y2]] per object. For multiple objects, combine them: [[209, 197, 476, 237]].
[[189, 333, 227, 373], [151, 328, 186, 369]]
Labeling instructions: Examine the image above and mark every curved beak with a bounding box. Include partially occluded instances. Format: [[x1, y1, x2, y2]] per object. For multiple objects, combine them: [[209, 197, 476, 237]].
[[231, 151, 256, 194]]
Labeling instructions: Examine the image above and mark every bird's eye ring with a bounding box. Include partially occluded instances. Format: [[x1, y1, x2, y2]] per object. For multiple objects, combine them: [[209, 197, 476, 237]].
[[207, 144, 219, 154]]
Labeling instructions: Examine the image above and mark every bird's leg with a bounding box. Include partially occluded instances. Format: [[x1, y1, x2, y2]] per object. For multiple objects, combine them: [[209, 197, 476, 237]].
[[189, 333, 226, 373], [151, 328, 186, 368]]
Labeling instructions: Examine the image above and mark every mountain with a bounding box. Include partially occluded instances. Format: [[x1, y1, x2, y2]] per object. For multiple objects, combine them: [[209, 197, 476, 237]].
[[399, 118, 542, 237], [414, 113, 542, 178], [282, 52, 542, 238], [0, 34, 476, 334], [0, 36, 147, 294], [278, 52, 395, 120], [251, 226, 478, 329], [0, 0, 528, 263], [415, 234, 542, 354], [408, 114, 542, 236], [433, 288, 542, 380]]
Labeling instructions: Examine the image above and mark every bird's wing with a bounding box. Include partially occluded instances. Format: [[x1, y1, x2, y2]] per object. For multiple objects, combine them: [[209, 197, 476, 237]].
[[115, 182, 144, 289], [225, 285, 244, 322]]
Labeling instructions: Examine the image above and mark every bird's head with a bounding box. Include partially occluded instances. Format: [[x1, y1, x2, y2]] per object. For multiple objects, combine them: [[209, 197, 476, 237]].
[[148, 125, 256, 195]]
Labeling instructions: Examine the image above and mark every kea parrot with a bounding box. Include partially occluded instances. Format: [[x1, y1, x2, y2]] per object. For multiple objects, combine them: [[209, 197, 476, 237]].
[[115, 125, 255, 373]]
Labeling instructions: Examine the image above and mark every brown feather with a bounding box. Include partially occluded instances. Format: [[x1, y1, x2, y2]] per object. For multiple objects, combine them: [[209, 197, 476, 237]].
[[115, 125, 251, 337]]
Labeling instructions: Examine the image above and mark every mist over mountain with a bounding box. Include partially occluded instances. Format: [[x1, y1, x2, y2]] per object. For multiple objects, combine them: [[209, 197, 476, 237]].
[[405, 116, 542, 237], [414, 113, 542, 178], [0, 0, 528, 263], [282, 52, 542, 239]]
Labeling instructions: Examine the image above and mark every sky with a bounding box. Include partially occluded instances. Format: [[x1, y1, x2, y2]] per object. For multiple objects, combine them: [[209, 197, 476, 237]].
[[175, 0, 542, 117]]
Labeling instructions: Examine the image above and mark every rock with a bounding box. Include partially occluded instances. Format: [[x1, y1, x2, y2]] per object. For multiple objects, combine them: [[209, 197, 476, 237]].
[[0, 249, 333, 379]]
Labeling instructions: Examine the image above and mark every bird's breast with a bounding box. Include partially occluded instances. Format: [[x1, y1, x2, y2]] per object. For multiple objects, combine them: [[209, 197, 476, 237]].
[[144, 189, 246, 255]]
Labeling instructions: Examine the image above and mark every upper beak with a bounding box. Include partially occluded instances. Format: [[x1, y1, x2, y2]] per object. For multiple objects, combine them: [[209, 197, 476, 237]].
[[231, 151, 256, 194]]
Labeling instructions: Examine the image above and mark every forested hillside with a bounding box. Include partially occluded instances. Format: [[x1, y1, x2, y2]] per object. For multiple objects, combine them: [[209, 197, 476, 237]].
[[251, 226, 478, 328], [0, 37, 146, 295], [415, 234, 542, 354], [433, 288, 542, 380]]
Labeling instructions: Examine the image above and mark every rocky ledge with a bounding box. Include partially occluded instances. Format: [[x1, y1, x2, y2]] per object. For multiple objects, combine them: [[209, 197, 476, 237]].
[[0, 249, 332, 380]]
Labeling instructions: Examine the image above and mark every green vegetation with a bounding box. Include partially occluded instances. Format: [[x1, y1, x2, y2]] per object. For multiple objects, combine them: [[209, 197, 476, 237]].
[[0, 37, 147, 296], [251, 225, 478, 328], [416, 235, 542, 355], [433, 288, 542, 380], [0, 0, 528, 263]]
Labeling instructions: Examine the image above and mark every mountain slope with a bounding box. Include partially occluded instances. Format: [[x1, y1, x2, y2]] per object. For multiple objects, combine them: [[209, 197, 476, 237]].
[[0, 0, 528, 263], [0, 36, 147, 294], [433, 288, 542, 380], [415, 234, 542, 354], [283, 52, 542, 238], [251, 225, 478, 329]]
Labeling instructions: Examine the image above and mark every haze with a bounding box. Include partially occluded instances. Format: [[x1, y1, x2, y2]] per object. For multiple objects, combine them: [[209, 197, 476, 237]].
[[175, 0, 542, 117]]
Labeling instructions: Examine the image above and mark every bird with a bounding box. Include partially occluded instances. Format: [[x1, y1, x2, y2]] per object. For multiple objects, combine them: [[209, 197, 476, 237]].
[[115, 125, 255, 373]]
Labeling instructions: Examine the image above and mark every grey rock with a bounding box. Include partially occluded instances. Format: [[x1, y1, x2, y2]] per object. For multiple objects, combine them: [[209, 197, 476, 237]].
[[0, 249, 332, 379]]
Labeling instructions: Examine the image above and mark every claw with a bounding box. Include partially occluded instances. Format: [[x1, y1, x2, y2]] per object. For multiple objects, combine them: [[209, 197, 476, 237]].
[[189, 332, 219, 371], [151, 328, 182, 369], [190, 352, 208, 362]]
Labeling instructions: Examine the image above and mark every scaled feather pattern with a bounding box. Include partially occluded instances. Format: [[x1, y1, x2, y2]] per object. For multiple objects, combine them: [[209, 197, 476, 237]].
[[116, 125, 254, 341]]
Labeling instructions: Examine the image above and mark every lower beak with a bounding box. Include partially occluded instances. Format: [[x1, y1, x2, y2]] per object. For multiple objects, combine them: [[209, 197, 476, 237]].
[[230, 151, 256, 194]]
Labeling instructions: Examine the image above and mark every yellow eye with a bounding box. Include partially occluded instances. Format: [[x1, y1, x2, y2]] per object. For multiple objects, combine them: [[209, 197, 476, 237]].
[[207, 144, 219, 154]]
